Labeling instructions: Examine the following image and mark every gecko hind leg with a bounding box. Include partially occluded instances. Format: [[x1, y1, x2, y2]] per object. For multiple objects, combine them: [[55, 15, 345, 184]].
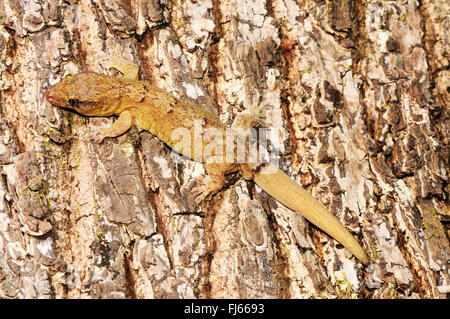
[[231, 106, 263, 138], [193, 159, 236, 204]]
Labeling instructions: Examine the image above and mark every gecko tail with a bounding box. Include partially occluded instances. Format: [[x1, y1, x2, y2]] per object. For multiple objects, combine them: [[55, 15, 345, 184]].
[[253, 164, 369, 265]]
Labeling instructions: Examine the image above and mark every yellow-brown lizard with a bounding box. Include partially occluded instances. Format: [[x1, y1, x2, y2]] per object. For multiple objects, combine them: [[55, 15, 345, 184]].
[[46, 59, 370, 265]]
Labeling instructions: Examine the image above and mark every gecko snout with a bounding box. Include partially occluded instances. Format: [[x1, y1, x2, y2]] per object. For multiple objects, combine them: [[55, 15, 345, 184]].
[[46, 85, 66, 106]]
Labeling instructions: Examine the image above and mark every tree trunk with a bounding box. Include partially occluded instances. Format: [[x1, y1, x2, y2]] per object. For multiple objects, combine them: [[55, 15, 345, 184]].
[[0, 0, 448, 299]]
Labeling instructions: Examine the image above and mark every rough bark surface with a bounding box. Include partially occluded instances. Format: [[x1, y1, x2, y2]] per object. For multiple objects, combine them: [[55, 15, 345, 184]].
[[0, 0, 448, 299]]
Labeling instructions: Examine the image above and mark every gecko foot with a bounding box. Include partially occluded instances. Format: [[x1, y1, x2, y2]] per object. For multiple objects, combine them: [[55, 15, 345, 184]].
[[192, 176, 222, 204], [107, 52, 139, 80], [88, 130, 105, 144]]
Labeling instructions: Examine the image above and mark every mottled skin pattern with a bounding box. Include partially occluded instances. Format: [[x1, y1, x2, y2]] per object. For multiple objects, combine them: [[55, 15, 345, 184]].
[[46, 73, 252, 200], [46, 67, 369, 265]]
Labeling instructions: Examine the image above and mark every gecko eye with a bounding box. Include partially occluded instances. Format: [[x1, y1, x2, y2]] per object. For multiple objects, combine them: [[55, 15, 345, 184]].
[[68, 98, 79, 107]]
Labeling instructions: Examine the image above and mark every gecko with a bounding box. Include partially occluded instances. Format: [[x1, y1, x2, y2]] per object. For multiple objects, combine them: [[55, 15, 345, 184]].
[[45, 57, 370, 265]]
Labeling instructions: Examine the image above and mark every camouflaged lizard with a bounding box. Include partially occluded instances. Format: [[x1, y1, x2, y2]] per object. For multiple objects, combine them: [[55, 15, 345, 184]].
[[46, 57, 369, 265]]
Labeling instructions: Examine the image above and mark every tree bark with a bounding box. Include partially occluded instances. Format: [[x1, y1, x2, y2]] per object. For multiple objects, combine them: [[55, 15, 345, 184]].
[[0, 0, 448, 299]]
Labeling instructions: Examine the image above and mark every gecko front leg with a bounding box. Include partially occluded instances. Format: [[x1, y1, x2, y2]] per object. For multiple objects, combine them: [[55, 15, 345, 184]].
[[107, 52, 140, 80], [88, 53, 139, 143], [90, 109, 134, 143]]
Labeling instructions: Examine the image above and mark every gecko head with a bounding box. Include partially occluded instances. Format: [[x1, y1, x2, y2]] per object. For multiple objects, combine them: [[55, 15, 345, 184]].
[[46, 73, 119, 115]]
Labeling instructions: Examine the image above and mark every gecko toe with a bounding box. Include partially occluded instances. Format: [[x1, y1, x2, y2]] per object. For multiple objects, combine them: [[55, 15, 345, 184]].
[[89, 131, 105, 143], [192, 177, 223, 204], [192, 186, 208, 204]]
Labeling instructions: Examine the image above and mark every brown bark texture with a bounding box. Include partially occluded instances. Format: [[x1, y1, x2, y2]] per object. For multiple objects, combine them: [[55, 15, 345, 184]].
[[0, 0, 448, 299]]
